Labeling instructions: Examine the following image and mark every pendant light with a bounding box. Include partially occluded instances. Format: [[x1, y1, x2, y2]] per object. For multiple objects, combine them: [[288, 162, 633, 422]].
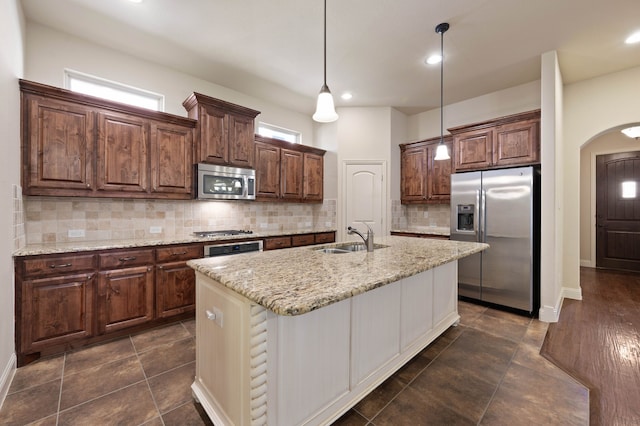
[[433, 22, 450, 161], [312, 0, 338, 122]]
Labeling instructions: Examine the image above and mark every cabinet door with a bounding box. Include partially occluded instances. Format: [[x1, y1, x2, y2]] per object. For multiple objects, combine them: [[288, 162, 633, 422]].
[[453, 128, 494, 171], [281, 149, 303, 201], [24, 96, 95, 193], [98, 266, 154, 333], [427, 141, 452, 202], [150, 121, 194, 198], [303, 152, 324, 202], [228, 114, 255, 168], [97, 112, 149, 193], [156, 261, 196, 318], [493, 119, 539, 167], [400, 146, 428, 202], [255, 142, 281, 199], [21, 273, 96, 353], [199, 104, 228, 164]]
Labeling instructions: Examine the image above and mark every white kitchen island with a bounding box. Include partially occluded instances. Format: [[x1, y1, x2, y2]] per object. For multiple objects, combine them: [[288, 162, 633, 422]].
[[187, 236, 488, 426]]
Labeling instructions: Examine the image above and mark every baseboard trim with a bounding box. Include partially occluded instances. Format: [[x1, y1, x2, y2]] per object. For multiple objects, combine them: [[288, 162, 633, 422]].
[[563, 286, 583, 301], [580, 259, 594, 267], [538, 291, 563, 323], [0, 353, 16, 411]]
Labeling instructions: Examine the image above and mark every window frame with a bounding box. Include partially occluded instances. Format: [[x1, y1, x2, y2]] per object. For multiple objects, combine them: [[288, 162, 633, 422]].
[[63, 69, 165, 112], [257, 122, 302, 144]]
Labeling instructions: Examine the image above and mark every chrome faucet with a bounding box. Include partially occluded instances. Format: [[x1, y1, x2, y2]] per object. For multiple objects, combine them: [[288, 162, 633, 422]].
[[347, 222, 374, 252]]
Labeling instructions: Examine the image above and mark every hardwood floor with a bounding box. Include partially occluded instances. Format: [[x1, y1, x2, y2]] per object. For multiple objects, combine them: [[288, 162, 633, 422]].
[[541, 267, 640, 426]]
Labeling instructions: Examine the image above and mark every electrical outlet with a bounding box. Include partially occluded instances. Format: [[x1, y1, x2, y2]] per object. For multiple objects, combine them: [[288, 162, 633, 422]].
[[68, 229, 85, 238], [149, 226, 162, 234]]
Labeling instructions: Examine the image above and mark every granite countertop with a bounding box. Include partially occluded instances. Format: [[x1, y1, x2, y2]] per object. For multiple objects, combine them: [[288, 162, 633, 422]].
[[13, 228, 337, 257], [188, 235, 487, 316], [391, 226, 450, 236]]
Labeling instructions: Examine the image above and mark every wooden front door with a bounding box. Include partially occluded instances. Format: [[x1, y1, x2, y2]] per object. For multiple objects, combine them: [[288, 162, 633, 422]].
[[596, 151, 640, 271]]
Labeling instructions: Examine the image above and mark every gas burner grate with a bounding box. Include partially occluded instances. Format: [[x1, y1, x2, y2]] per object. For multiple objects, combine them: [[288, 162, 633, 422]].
[[193, 230, 254, 237]]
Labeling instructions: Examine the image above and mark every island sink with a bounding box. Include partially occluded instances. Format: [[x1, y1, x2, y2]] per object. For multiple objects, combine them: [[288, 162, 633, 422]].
[[315, 242, 389, 254]]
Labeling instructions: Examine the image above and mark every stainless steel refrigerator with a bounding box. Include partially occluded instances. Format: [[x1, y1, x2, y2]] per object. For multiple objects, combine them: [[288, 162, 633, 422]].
[[449, 166, 540, 314]]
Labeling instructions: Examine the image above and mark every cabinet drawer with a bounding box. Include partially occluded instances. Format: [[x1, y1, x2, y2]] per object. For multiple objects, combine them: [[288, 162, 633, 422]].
[[314, 232, 335, 244], [264, 236, 292, 250], [21, 254, 98, 278], [156, 244, 203, 262], [292, 234, 316, 247], [99, 249, 155, 269]]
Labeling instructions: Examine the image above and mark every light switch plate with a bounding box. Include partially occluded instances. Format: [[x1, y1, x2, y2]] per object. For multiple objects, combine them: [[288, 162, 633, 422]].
[[149, 226, 162, 234]]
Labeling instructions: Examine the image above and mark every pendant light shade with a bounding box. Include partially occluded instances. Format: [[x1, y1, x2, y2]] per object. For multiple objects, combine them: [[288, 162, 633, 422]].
[[313, 0, 338, 123], [313, 84, 338, 122], [433, 22, 450, 161]]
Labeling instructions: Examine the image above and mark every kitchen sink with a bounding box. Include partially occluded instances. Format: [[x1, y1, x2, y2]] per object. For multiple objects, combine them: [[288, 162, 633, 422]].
[[315, 243, 389, 254]]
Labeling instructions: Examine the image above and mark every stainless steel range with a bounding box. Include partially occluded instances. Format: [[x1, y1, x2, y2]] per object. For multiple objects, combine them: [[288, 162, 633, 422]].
[[194, 230, 263, 257]]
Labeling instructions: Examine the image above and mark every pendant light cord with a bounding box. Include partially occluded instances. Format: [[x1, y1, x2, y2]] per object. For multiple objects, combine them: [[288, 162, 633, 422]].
[[323, 0, 327, 87], [440, 28, 444, 144]]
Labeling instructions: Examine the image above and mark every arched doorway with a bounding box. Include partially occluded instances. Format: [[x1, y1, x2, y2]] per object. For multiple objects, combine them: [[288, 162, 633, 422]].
[[579, 125, 640, 271]]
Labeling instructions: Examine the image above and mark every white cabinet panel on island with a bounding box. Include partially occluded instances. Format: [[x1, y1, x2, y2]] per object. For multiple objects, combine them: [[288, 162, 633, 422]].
[[188, 236, 488, 426]]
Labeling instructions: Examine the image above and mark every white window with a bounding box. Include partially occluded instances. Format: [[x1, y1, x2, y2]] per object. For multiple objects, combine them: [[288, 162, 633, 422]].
[[622, 181, 637, 199], [64, 69, 164, 111], [257, 122, 301, 144]]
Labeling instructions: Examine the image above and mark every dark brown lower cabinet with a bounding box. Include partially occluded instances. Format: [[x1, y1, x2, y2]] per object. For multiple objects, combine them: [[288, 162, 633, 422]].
[[156, 261, 196, 318], [20, 273, 96, 354], [15, 234, 332, 366], [98, 266, 154, 334]]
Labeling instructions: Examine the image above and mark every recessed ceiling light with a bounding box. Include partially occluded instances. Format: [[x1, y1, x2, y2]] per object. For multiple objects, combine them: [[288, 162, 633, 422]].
[[426, 54, 442, 65], [128, 0, 143, 3], [625, 31, 640, 44], [621, 126, 640, 139], [341, 92, 353, 100]]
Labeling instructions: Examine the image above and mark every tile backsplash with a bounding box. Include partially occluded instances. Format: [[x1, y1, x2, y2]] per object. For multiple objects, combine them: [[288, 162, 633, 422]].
[[24, 197, 337, 244], [391, 199, 450, 229], [14, 185, 26, 250]]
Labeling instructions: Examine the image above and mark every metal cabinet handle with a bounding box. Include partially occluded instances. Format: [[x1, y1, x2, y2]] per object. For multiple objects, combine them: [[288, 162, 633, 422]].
[[170, 251, 188, 256], [118, 256, 137, 262], [49, 263, 72, 269]]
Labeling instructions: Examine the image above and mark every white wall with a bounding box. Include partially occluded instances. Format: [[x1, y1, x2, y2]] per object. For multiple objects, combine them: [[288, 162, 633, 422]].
[[335, 107, 396, 240], [0, 0, 24, 408], [538, 51, 567, 322], [406, 80, 541, 142], [564, 65, 640, 289], [25, 23, 316, 147]]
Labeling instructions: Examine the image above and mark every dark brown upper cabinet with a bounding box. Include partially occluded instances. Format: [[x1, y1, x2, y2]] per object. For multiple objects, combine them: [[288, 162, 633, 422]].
[[400, 136, 452, 204], [182, 92, 260, 168], [254, 135, 325, 203], [449, 110, 540, 172], [20, 80, 196, 199]]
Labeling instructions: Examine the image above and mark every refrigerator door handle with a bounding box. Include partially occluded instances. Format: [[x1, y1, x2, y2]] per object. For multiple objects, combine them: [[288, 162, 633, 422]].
[[480, 189, 487, 243], [475, 189, 481, 242]]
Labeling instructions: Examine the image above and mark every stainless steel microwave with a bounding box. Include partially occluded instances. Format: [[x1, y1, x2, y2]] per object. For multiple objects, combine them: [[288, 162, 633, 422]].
[[197, 164, 256, 200]]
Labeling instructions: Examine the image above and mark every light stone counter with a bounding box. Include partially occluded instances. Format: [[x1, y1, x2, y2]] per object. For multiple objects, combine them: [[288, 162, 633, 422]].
[[391, 226, 450, 237], [188, 235, 487, 316], [12, 228, 337, 257]]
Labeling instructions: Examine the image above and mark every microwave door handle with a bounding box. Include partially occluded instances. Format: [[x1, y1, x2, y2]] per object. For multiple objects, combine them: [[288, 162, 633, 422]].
[[243, 176, 249, 198]]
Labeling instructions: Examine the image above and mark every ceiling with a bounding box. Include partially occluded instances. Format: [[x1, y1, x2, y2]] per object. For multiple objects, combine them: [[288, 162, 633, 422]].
[[20, 0, 640, 115]]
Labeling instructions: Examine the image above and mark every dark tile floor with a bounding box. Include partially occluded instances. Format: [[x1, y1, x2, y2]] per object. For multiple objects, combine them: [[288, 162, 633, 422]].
[[0, 302, 589, 425]]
